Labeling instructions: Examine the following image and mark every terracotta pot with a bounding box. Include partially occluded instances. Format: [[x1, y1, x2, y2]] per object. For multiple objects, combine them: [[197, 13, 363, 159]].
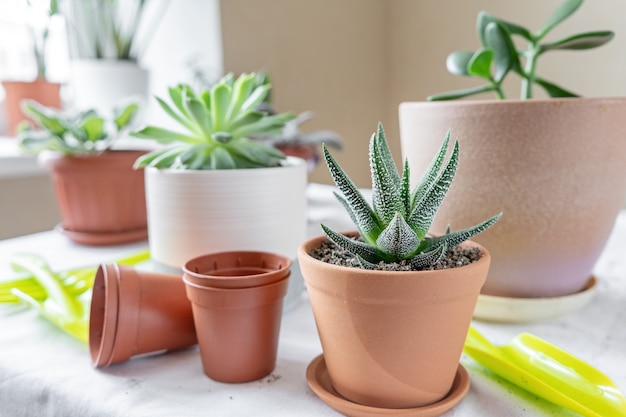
[[40, 150, 148, 245], [89, 263, 197, 367], [183, 251, 291, 288], [276, 143, 319, 172], [399, 98, 626, 298], [144, 157, 307, 310], [298, 233, 490, 409], [182, 253, 290, 383], [2, 79, 61, 136]]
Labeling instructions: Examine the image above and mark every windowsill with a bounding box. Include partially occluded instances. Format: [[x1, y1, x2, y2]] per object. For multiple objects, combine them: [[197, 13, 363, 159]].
[[0, 136, 47, 178]]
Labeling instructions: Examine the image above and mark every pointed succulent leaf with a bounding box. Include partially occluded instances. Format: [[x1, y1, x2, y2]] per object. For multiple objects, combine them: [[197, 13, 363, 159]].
[[228, 137, 284, 166], [376, 212, 421, 260], [225, 73, 256, 122], [356, 255, 379, 270], [210, 146, 237, 169], [155, 96, 194, 132], [409, 140, 459, 238], [323, 144, 381, 243], [240, 84, 272, 113], [539, 31, 614, 52], [168, 85, 193, 121], [425, 213, 502, 251], [446, 50, 474, 76], [321, 224, 386, 263], [232, 113, 296, 138], [534, 77, 579, 97], [185, 96, 213, 137], [537, 0, 583, 40], [374, 122, 401, 190], [210, 82, 231, 131], [408, 243, 447, 269], [134, 145, 187, 169], [180, 145, 212, 170], [130, 126, 198, 144], [370, 126, 403, 224], [411, 130, 451, 207], [400, 160, 411, 217]]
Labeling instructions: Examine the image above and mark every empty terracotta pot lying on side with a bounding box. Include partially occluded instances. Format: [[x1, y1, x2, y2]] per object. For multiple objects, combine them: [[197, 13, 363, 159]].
[[183, 251, 291, 383], [89, 264, 197, 367]]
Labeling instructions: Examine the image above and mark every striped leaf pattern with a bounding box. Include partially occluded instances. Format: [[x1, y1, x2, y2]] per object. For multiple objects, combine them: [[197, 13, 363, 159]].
[[320, 122, 501, 269]]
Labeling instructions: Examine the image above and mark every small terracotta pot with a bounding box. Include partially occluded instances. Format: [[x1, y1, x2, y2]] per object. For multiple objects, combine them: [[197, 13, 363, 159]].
[[298, 233, 490, 409], [2, 79, 61, 136], [182, 253, 290, 383], [183, 251, 291, 288], [89, 264, 197, 367], [40, 150, 148, 245]]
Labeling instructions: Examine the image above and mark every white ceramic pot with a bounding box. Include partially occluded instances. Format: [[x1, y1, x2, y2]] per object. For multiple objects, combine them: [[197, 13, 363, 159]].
[[69, 59, 149, 117], [144, 157, 308, 309]]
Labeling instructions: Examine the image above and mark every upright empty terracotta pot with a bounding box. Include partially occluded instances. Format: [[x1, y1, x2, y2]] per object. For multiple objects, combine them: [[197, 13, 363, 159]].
[[298, 233, 489, 409], [182, 251, 291, 383], [89, 263, 197, 367]]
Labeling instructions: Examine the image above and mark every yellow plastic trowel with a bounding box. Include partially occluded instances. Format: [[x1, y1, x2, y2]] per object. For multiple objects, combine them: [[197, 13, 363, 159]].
[[464, 326, 626, 417]]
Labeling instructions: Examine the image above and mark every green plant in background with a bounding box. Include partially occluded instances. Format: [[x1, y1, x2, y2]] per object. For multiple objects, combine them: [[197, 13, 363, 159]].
[[61, 0, 167, 61], [26, 0, 59, 79], [428, 0, 614, 101], [18, 100, 139, 155], [321, 123, 501, 270], [132, 72, 296, 170]]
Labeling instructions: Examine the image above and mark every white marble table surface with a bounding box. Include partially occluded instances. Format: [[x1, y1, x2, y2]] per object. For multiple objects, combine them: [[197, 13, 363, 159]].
[[0, 183, 625, 417]]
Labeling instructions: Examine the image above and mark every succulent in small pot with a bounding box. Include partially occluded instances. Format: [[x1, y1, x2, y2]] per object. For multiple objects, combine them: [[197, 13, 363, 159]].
[[18, 100, 148, 245], [130, 73, 307, 311], [299, 123, 500, 411]]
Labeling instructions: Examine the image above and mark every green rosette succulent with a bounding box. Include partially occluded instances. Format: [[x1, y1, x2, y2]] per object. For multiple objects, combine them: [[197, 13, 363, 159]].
[[132, 72, 296, 170], [321, 123, 501, 270]]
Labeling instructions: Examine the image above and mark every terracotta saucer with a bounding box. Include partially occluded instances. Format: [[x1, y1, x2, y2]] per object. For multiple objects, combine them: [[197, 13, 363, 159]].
[[55, 223, 148, 246], [305, 355, 470, 417], [473, 276, 598, 323]]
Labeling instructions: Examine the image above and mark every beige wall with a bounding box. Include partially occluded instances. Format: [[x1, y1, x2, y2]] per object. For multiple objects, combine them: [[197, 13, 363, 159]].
[[221, 0, 626, 187], [0, 175, 60, 239]]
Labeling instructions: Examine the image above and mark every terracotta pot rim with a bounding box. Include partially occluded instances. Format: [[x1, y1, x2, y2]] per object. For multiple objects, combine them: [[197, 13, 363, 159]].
[[299, 232, 490, 276], [183, 250, 292, 288]]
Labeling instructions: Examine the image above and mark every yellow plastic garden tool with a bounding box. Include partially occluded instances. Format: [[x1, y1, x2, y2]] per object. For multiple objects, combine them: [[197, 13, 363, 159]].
[[464, 326, 626, 417], [3, 250, 151, 342]]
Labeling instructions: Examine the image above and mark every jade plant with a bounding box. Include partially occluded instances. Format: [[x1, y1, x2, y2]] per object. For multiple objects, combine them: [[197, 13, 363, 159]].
[[428, 0, 614, 101], [132, 72, 296, 170], [18, 100, 139, 155], [321, 123, 501, 270]]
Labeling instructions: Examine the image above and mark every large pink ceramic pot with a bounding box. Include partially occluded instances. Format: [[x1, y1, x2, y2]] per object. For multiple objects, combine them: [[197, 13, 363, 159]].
[[399, 97, 626, 299]]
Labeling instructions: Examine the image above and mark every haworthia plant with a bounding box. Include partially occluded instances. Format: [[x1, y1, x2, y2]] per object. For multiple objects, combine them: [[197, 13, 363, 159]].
[[428, 0, 614, 100], [132, 72, 296, 170], [321, 123, 501, 270]]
